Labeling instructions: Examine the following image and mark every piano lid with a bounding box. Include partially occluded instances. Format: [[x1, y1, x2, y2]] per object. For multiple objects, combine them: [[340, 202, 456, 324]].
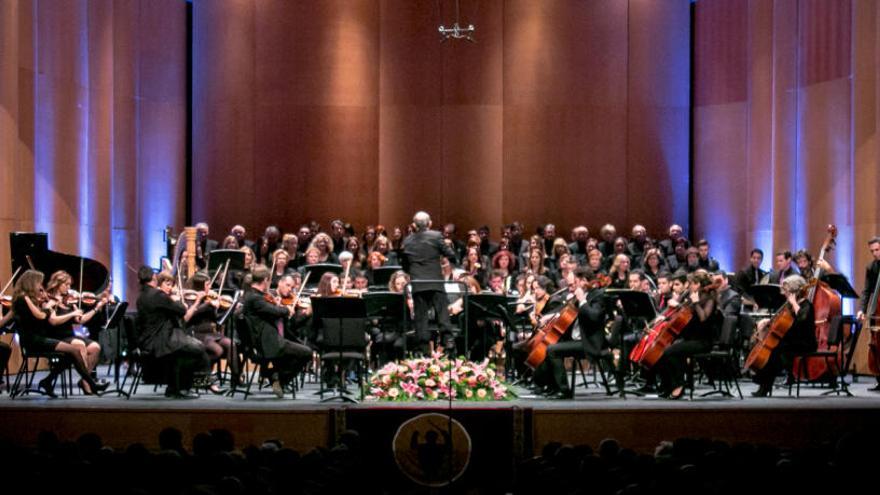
[[10, 232, 110, 293]]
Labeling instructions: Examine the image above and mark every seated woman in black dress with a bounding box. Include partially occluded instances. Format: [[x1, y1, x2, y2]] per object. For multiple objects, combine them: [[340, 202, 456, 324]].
[[750, 274, 816, 397], [12, 270, 103, 397]]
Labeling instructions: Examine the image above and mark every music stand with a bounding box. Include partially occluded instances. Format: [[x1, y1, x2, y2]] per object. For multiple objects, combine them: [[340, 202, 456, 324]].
[[464, 293, 517, 360], [103, 301, 129, 386], [604, 289, 658, 397], [749, 284, 786, 310], [368, 266, 403, 290], [364, 291, 408, 356], [207, 250, 245, 272], [311, 296, 367, 403], [303, 264, 343, 289], [819, 274, 859, 298]]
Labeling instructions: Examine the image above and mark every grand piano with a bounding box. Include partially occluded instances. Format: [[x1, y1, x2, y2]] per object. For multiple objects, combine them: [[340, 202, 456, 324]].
[[9, 232, 110, 292]]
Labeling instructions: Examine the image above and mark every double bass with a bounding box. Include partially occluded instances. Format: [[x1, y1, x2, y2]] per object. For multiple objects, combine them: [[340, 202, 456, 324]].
[[791, 225, 842, 380]]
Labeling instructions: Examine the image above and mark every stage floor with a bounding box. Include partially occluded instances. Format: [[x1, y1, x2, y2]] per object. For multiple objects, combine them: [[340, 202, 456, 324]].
[[2, 371, 879, 456]]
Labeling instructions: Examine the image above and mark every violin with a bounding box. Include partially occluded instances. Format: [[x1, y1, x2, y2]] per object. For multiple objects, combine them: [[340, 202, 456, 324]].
[[182, 289, 200, 305]]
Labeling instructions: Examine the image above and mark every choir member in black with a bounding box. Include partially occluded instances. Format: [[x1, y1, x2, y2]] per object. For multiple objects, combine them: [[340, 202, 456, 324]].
[[547, 238, 570, 275], [524, 247, 549, 278], [372, 235, 398, 266], [608, 254, 631, 289], [345, 237, 366, 270], [281, 233, 303, 270], [766, 251, 797, 283], [257, 225, 282, 265], [627, 224, 649, 264], [194, 222, 218, 269], [461, 246, 488, 289], [297, 225, 313, 254], [540, 267, 611, 398], [541, 224, 557, 254], [641, 248, 666, 285], [401, 211, 458, 355], [665, 237, 688, 272], [242, 265, 312, 398], [220, 235, 238, 250], [654, 270, 720, 399], [658, 224, 686, 258], [269, 249, 294, 288], [696, 239, 721, 271], [596, 224, 617, 258], [230, 224, 255, 251], [12, 270, 103, 397], [506, 222, 525, 260], [491, 250, 518, 294], [185, 271, 233, 392], [329, 219, 347, 256], [43, 271, 109, 393], [735, 248, 766, 300], [477, 225, 499, 258], [682, 247, 701, 273], [568, 226, 590, 264], [856, 237, 880, 391], [751, 275, 816, 396], [136, 270, 211, 399], [604, 237, 629, 271], [586, 248, 605, 275]]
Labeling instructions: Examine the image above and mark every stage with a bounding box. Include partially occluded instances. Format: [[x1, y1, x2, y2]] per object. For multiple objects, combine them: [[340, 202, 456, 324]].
[[2, 376, 878, 457]]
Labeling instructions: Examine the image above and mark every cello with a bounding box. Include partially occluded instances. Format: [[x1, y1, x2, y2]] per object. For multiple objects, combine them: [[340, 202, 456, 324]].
[[744, 301, 796, 372], [524, 297, 579, 370], [791, 225, 842, 380], [633, 280, 719, 369]]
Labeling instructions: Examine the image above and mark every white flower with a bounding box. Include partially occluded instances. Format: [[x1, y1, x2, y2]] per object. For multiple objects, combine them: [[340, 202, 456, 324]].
[[388, 388, 399, 398], [476, 388, 487, 399], [425, 378, 436, 387]]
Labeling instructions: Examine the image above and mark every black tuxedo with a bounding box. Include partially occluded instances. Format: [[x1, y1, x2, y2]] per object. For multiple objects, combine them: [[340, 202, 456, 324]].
[[859, 259, 880, 313], [242, 289, 311, 384], [135, 286, 210, 393], [767, 266, 798, 284], [402, 229, 458, 352], [734, 265, 767, 296]]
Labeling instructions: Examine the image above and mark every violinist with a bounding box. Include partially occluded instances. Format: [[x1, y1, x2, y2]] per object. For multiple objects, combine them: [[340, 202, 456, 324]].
[[82, 278, 121, 362], [184, 271, 233, 392], [12, 270, 103, 397], [43, 271, 109, 394], [750, 275, 816, 397], [653, 270, 720, 399], [0, 309, 11, 389], [275, 274, 312, 346], [353, 272, 369, 292], [242, 265, 312, 398], [315, 272, 340, 297], [856, 237, 880, 391], [135, 270, 211, 399]]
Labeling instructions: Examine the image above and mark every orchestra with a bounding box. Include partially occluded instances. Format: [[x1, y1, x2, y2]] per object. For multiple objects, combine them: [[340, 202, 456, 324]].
[[1, 217, 876, 402]]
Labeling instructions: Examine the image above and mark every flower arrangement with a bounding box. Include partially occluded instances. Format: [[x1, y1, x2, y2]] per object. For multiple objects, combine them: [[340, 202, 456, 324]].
[[367, 352, 515, 401]]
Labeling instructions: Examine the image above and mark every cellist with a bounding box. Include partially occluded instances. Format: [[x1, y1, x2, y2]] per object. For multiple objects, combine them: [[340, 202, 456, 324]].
[[536, 267, 610, 399], [653, 270, 720, 399], [750, 275, 816, 397], [856, 236, 880, 392]]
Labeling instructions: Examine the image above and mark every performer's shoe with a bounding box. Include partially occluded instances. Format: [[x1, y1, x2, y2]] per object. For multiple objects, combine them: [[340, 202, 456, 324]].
[[38, 377, 58, 398], [751, 385, 771, 398], [667, 386, 685, 400], [868, 383, 880, 392], [272, 380, 285, 399]]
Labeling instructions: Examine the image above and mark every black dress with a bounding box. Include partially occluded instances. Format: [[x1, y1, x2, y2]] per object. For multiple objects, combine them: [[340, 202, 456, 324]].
[[13, 297, 58, 352]]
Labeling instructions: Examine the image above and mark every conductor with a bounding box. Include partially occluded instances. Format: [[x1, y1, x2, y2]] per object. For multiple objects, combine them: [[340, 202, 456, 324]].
[[401, 211, 457, 355]]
